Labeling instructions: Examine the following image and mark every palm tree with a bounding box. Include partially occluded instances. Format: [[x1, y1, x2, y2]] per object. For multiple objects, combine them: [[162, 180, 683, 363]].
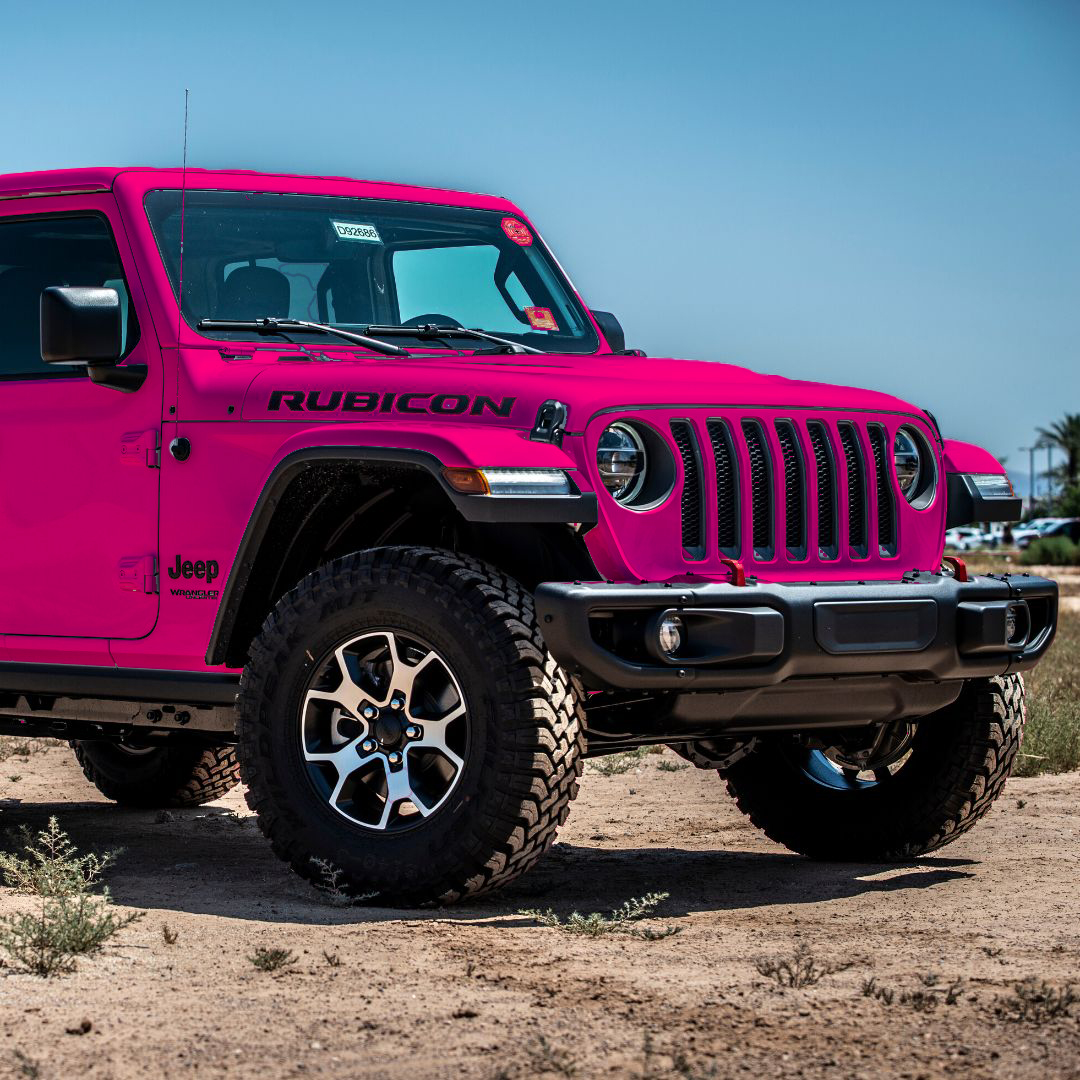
[[1038, 413, 1080, 487]]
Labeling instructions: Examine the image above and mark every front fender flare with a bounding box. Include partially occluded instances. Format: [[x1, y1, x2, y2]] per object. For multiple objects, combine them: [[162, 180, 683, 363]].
[[204, 440, 596, 666]]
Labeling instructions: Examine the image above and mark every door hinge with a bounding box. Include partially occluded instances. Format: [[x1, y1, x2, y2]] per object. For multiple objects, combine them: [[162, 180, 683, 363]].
[[119, 555, 158, 595], [121, 430, 160, 468]]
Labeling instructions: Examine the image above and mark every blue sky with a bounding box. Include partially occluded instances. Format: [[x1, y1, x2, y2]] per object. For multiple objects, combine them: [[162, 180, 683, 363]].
[[3, 0, 1077, 492]]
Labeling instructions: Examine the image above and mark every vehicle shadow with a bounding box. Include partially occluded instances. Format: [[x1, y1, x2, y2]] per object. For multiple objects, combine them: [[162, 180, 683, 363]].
[[0, 798, 977, 926]]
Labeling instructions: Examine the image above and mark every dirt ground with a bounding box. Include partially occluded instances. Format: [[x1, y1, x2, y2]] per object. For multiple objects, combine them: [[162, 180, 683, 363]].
[[0, 743, 1077, 1080]]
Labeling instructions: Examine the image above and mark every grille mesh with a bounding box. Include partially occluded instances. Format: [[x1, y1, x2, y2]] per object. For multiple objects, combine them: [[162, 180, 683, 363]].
[[806, 421, 837, 557], [775, 421, 806, 556], [869, 425, 896, 555], [741, 420, 773, 555], [670, 420, 704, 557], [706, 419, 739, 553], [838, 422, 867, 554]]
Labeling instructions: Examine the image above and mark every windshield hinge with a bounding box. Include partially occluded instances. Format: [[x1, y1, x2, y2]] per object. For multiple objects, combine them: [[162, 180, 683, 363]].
[[121, 429, 160, 468], [530, 400, 568, 447]]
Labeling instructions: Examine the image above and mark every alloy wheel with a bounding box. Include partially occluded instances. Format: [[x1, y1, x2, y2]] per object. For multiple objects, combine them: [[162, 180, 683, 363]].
[[300, 630, 469, 831]]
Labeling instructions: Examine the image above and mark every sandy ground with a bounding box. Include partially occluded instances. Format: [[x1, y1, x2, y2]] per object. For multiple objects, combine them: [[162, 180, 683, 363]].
[[0, 744, 1077, 1080]]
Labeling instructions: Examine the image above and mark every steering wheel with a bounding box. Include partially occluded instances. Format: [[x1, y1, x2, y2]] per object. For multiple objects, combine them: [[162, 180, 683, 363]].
[[401, 314, 464, 329]]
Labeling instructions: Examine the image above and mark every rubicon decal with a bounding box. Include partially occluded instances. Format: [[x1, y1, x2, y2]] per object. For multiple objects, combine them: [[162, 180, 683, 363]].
[[168, 555, 220, 584], [267, 391, 516, 417]]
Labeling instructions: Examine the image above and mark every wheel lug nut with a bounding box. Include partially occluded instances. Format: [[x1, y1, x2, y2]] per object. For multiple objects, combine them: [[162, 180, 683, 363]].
[[361, 739, 376, 754], [388, 751, 402, 765], [390, 696, 404, 711], [405, 725, 419, 739], [362, 705, 377, 720]]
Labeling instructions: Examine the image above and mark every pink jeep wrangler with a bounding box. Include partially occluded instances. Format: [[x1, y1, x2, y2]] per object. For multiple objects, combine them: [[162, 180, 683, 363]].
[[0, 167, 1057, 903]]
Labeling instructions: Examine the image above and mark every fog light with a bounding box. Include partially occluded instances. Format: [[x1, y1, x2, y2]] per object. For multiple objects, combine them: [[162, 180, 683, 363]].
[[658, 615, 684, 656], [1005, 602, 1029, 647]]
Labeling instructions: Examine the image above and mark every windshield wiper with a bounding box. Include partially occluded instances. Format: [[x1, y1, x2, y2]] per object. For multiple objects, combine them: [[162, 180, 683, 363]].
[[197, 318, 409, 357], [364, 324, 544, 355]]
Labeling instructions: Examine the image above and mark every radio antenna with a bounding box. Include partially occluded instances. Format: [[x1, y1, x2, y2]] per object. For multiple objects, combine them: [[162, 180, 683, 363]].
[[175, 88, 190, 405]]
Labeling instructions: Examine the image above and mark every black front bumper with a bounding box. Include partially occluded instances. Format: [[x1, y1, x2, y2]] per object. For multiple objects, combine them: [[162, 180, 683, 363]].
[[535, 572, 1058, 691]]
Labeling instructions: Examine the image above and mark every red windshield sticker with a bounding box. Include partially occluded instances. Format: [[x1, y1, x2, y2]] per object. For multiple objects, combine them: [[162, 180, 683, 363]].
[[501, 217, 533, 246], [525, 306, 559, 331]]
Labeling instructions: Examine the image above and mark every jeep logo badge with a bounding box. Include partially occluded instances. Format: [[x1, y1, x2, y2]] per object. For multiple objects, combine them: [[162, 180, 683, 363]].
[[168, 555, 220, 583]]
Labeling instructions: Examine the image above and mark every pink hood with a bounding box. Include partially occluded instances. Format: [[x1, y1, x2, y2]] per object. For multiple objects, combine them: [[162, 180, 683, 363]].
[[236, 347, 927, 430]]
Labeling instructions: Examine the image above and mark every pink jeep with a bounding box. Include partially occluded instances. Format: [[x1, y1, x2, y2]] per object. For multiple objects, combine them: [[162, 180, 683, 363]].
[[0, 167, 1056, 903]]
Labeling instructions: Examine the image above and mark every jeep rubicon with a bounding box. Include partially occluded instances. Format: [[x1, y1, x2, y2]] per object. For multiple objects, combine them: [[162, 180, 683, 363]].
[[0, 167, 1057, 903]]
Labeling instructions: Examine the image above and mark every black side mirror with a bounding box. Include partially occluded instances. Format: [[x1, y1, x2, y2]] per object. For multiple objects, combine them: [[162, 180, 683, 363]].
[[590, 309, 636, 355], [40, 286, 145, 392], [41, 286, 121, 363]]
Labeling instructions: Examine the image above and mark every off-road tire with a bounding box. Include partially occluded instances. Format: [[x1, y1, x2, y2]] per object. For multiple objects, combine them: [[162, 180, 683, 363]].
[[723, 674, 1025, 859], [71, 741, 240, 808], [236, 546, 585, 905]]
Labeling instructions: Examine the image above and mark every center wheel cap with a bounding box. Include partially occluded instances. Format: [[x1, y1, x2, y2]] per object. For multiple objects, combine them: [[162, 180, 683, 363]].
[[374, 711, 404, 749]]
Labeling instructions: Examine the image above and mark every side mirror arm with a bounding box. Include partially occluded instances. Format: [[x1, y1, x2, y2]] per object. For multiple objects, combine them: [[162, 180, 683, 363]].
[[88, 363, 148, 393]]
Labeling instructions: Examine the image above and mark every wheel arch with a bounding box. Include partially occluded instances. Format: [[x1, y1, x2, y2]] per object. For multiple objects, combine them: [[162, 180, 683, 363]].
[[206, 446, 599, 668]]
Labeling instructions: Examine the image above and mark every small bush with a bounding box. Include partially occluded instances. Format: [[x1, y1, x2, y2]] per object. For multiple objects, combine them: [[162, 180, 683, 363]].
[[656, 759, 690, 772], [1020, 536, 1080, 566], [995, 978, 1077, 1023], [527, 1034, 577, 1078], [0, 738, 49, 765], [0, 818, 140, 976], [862, 976, 894, 1005], [590, 748, 652, 776], [308, 857, 378, 906], [0, 817, 114, 896], [520, 892, 680, 940], [755, 942, 851, 988], [249, 947, 297, 972], [0, 894, 142, 976], [862, 975, 962, 1010]]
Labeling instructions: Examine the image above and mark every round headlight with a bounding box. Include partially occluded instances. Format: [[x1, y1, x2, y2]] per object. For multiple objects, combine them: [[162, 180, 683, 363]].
[[893, 428, 923, 500], [597, 422, 647, 503]]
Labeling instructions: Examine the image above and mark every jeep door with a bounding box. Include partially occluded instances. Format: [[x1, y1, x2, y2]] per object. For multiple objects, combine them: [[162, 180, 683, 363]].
[[0, 198, 161, 639]]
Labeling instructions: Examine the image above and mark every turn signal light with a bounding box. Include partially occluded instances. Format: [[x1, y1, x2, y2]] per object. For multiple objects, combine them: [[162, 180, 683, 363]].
[[443, 467, 490, 494]]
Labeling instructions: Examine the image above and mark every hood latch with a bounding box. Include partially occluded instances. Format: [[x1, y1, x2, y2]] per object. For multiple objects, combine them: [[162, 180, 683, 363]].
[[530, 400, 568, 447]]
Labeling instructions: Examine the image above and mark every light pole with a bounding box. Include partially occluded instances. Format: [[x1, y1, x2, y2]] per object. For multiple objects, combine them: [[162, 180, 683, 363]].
[[1020, 444, 1038, 514], [1035, 440, 1053, 507]]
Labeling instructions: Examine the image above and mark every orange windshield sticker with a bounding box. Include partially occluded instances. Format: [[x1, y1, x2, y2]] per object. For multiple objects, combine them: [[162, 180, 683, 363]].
[[525, 306, 559, 331], [501, 218, 533, 246]]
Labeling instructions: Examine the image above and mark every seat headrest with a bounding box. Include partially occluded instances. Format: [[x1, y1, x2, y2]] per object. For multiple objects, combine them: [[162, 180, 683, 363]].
[[218, 266, 291, 320]]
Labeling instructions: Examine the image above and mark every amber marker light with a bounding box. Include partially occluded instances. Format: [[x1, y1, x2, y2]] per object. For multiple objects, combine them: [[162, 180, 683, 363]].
[[443, 467, 490, 494]]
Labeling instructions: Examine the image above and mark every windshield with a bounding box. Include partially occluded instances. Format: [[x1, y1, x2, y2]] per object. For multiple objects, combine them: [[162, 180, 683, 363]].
[[144, 190, 599, 354]]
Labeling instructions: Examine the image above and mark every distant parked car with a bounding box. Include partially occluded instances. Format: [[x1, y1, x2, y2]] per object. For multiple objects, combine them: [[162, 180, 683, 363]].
[[945, 526, 984, 551], [1012, 518, 1065, 546], [1017, 518, 1080, 550]]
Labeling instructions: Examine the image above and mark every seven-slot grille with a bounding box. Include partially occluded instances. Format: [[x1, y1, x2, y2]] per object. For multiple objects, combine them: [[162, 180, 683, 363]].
[[668, 415, 902, 566]]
